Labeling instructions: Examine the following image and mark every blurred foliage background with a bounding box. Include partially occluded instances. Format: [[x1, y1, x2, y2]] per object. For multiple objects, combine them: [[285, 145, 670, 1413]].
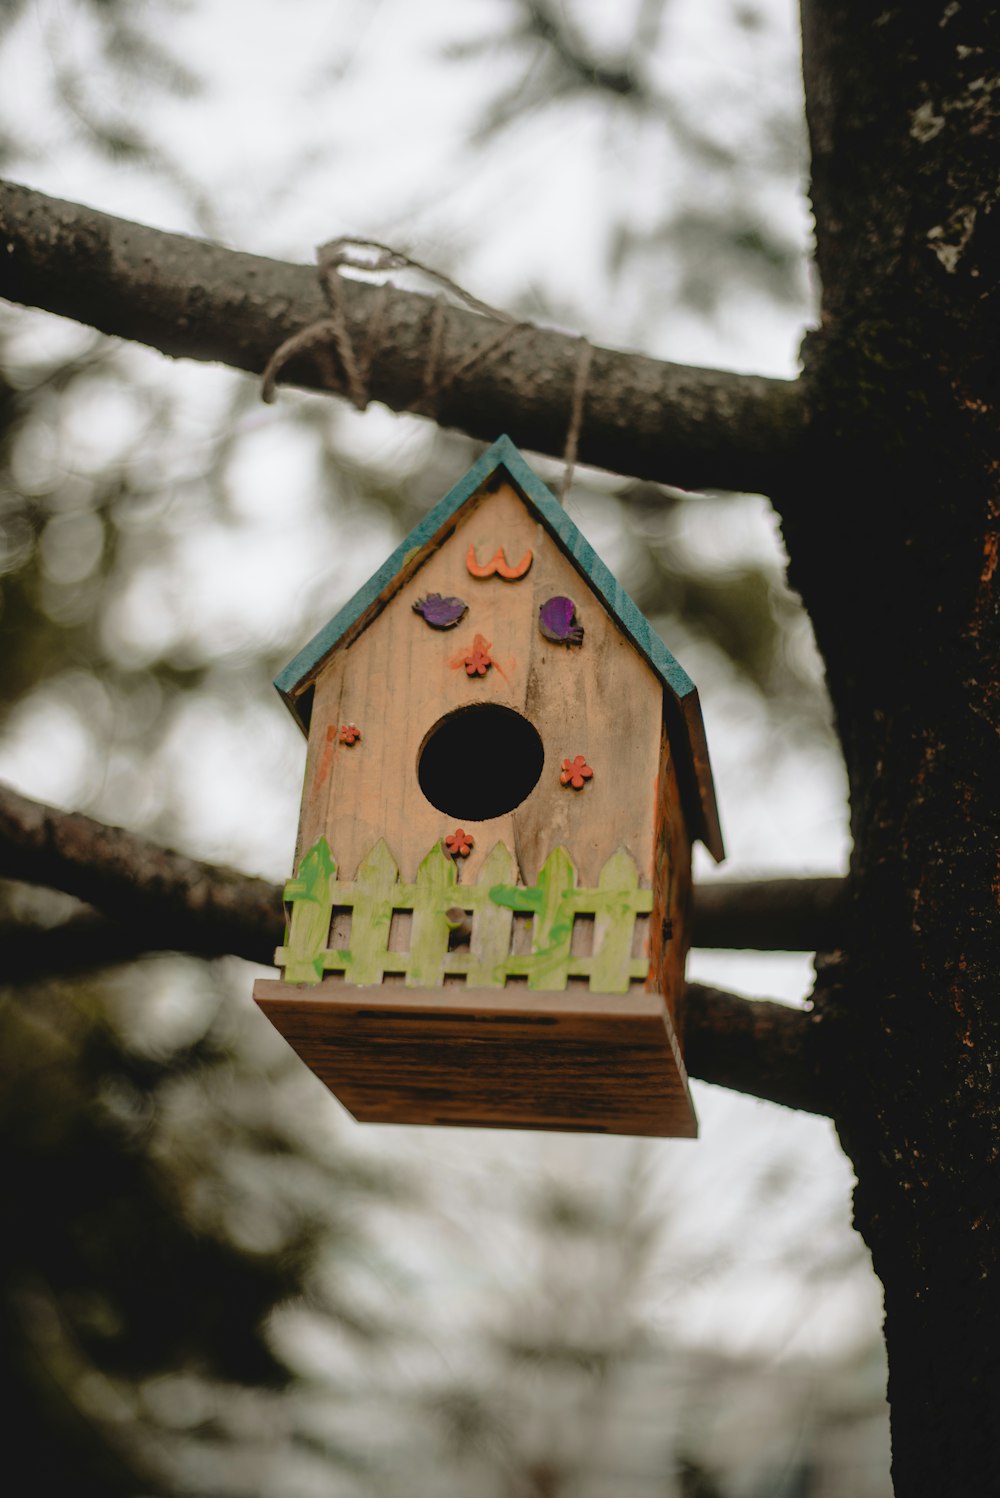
[[0, 2, 889, 1494]]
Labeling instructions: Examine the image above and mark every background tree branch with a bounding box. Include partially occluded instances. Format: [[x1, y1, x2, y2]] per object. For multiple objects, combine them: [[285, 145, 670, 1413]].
[[684, 983, 831, 1117], [1, 905, 830, 1117], [693, 876, 845, 951], [0, 178, 804, 495], [0, 783, 845, 957], [1, 909, 195, 981], [0, 782, 278, 965], [0, 783, 837, 1117]]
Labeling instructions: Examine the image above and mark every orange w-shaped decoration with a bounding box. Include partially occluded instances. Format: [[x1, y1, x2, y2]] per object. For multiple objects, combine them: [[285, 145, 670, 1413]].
[[466, 544, 533, 580]]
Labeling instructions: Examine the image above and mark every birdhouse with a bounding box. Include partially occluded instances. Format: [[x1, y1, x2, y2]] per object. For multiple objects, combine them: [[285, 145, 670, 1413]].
[[253, 436, 723, 1137]]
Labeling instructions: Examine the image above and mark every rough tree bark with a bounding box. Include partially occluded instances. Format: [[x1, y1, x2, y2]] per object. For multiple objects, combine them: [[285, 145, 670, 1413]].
[[0, 180, 801, 497], [786, 4, 1000, 1492], [0, 5, 997, 1489]]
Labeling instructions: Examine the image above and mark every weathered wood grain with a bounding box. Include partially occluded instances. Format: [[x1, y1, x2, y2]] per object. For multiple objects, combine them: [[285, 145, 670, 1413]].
[[279, 437, 723, 861], [253, 977, 696, 1136], [294, 481, 667, 891], [651, 734, 692, 1034]]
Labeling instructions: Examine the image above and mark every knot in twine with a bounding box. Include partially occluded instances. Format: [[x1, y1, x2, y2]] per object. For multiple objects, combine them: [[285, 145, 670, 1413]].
[[260, 237, 592, 505]]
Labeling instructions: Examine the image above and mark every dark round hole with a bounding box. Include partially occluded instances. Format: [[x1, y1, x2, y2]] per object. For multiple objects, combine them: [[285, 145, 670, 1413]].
[[417, 705, 545, 821]]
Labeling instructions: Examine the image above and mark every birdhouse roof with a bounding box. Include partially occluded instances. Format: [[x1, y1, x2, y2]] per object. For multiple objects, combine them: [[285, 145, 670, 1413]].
[[275, 436, 723, 859]]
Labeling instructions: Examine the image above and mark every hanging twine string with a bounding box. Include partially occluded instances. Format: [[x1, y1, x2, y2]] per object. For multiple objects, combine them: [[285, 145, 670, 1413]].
[[262, 236, 521, 411], [261, 236, 591, 499], [558, 336, 593, 505], [418, 296, 449, 414]]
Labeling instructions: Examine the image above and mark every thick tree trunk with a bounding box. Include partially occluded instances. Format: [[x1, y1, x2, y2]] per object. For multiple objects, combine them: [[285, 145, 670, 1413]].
[[792, 5, 999, 1491]]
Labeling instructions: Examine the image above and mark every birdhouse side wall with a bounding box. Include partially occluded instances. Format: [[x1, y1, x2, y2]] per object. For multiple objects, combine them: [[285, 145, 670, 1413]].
[[651, 728, 692, 1033]]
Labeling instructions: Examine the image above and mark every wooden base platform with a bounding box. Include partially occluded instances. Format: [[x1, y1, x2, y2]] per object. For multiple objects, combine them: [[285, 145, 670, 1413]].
[[253, 979, 697, 1137]]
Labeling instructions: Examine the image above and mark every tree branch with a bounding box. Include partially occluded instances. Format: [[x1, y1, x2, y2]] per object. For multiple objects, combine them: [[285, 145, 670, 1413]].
[[0, 783, 845, 958], [684, 983, 830, 1116], [0, 898, 826, 1114], [1, 910, 199, 982], [0, 179, 804, 495], [3, 906, 831, 1116], [0, 783, 279, 966], [0, 783, 840, 1114], [692, 876, 845, 950]]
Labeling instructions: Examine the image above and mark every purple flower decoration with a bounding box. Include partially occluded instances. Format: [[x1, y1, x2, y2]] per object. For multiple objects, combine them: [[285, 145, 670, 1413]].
[[413, 593, 468, 630], [539, 595, 584, 646]]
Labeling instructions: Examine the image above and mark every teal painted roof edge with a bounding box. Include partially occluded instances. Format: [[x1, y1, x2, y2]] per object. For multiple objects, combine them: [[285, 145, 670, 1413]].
[[497, 438, 699, 703], [275, 435, 723, 858], [274, 438, 509, 700]]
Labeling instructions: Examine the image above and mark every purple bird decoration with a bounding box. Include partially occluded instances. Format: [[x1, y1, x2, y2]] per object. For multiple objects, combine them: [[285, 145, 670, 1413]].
[[539, 595, 584, 646], [413, 593, 468, 629]]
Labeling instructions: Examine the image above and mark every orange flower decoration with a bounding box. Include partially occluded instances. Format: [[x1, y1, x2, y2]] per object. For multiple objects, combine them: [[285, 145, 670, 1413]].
[[339, 723, 361, 745], [463, 634, 494, 676], [560, 754, 593, 790], [444, 829, 475, 858]]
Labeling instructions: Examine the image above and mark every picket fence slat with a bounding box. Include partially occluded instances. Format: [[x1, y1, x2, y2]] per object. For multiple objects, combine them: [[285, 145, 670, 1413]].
[[592, 848, 645, 995], [407, 844, 458, 988], [277, 838, 654, 993], [276, 837, 337, 984], [467, 841, 516, 987], [348, 840, 402, 984]]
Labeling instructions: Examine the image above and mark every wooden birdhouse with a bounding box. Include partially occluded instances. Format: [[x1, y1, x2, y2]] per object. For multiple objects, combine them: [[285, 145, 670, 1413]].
[[253, 437, 723, 1137]]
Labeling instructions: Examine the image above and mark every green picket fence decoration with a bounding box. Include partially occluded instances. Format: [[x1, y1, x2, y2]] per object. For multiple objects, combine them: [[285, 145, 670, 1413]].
[[276, 836, 338, 983], [592, 849, 648, 994], [407, 842, 460, 988], [349, 838, 408, 985], [490, 845, 577, 990], [466, 841, 517, 987], [276, 837, 653, 992]]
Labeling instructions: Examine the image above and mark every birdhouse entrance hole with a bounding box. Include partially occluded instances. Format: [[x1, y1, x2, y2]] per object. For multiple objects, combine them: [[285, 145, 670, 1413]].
[[417, 704, 544, 821]]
